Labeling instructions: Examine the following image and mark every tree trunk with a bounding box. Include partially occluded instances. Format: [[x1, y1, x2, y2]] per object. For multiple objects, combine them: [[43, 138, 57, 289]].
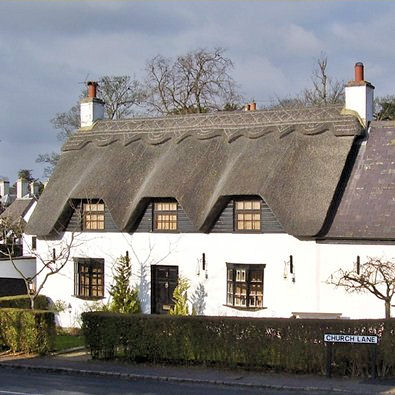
[[385, 300, 391, 319]]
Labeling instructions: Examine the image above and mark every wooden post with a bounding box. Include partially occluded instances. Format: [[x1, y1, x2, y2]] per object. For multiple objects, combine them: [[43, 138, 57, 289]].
[[326, 342, 333, 378], [371, 344, 377, 379]]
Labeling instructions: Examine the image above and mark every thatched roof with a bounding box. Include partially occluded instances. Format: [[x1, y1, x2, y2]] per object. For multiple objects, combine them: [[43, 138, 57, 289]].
[[325, 121, 395, 240], [27, 105, 363, 237], [0, 198, 35, 226]]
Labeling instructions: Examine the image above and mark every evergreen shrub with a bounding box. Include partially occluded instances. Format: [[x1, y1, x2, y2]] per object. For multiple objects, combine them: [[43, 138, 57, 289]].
[[0, 308, 55, 354], [0, 294, 50, 310], [82, 313, 395, 377]]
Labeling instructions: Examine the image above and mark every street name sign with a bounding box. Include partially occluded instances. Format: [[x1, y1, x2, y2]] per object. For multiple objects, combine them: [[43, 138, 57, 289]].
[[324, 334, 378, 344]]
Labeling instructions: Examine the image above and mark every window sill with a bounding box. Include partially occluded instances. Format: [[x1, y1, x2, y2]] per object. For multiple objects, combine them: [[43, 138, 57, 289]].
[[81, 230, 106, 232], [233, 230, 262, 234], [152, 230, 180, 233], [73, 295, 105, 301], [224, 304, 267, 312]]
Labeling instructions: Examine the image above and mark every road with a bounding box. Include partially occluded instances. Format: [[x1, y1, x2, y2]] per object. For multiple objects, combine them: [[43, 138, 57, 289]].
[[0, 368, 342, 395]]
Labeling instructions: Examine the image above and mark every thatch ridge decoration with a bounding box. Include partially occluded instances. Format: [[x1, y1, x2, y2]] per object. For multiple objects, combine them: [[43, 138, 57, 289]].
[[27, 104, 365, 238]]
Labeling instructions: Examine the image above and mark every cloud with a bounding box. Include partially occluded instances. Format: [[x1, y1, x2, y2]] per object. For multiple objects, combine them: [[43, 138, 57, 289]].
[[1, 0, 395, 179], [283, 24, 322, 55]]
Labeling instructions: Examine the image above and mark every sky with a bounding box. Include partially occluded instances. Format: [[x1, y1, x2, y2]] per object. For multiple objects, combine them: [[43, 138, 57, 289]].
[[1, 0, 394, 181]]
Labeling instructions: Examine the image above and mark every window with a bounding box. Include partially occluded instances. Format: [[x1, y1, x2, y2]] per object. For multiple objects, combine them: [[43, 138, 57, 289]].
[[82, 202, 105, 230], [74, 258, 104, 299], [234, 199, 261, 231], [226, 263, 265, 309], [31, 237, 37, 250], [153, 201, 178, 231]]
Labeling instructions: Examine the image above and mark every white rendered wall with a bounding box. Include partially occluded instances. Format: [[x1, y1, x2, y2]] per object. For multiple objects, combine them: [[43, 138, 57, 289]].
[[34, 232, 395, 327], [316, 243, 395, 319]]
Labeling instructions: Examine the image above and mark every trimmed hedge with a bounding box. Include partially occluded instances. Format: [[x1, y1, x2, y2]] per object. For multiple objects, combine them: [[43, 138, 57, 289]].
[[0, 295, 50, 310], [0, 308, 55, 354], [82, 313, 395, 377]]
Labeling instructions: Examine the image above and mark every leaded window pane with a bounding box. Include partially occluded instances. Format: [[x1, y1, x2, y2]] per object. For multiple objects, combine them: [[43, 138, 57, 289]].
[[234, 199, 261, 231], [154, 201, 178, 231], [226, 264, 265, 309], [75, 259, 104, 299], [83, 202, 105, 231]]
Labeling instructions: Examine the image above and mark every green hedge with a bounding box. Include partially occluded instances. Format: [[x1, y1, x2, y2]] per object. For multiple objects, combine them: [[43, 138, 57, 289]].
[[0, 295, 50, 310], [0, 309, 55, 354], [82, 313, 395, 377]]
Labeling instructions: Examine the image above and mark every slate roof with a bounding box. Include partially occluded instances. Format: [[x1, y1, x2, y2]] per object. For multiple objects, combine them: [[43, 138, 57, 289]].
[[0, 198, 36, 226], [26, 105, 363, 238], [325, 121, 395, 240]]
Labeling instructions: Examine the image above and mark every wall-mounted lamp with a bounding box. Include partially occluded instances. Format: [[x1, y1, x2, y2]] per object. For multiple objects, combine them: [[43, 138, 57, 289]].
[[27, 278, 35, 295], [290, 255, 295, 283], [196, 253, 208, 279], [203, 253, 208, 279], [283, 255, 295, 283]]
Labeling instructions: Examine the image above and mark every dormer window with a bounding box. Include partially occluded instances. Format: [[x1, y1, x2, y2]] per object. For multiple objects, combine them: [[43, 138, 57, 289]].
[[153, 201, 178, 231], [83, 202, 105, 230], [234, 199, 261, 231]]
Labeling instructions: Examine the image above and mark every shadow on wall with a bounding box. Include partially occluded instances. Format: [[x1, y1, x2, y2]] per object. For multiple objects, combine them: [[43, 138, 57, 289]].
[[138, 260, 151, 314], [190, 283, 207, 315]]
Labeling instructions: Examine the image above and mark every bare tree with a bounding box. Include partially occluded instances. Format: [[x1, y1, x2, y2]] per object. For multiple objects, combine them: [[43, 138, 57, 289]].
[[37, 76, 145, 177], [145, 48, 242, 115], [302, 54, 344, 105], [99, 76, 146, 120], [272, 53, 344, 109], [0, 216, 80, 310], [328, 257, 395, 319]]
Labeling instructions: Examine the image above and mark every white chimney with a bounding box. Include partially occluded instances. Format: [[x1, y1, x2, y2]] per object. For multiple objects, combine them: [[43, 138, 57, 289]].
[[345, 62, 374, 127], [80, 81, 105, 128], [30, 181, 40, 196], [16, 178, 29, 199], [0, 180, 9, 197]]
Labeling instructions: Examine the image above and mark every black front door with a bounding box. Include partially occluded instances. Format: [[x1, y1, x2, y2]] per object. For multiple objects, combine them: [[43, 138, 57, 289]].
[[151, 265, 178, 314]]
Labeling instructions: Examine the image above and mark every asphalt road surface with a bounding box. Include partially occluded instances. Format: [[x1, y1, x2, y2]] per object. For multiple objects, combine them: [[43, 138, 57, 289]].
[[0, 368, 343, 395]]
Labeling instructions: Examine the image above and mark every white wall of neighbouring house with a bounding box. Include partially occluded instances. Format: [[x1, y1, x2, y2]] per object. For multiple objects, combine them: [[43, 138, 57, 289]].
[[316, 243, 395, 319], [0, 257, 36, 279], [21, 200, 37, 256], [34, 232, 395, 327]]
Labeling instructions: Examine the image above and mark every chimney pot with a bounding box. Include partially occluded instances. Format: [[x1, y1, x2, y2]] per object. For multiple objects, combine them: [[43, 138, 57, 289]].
[[345, 61, 374, 127], [87, 81, 98, 98], [355, 62, 364, 82]]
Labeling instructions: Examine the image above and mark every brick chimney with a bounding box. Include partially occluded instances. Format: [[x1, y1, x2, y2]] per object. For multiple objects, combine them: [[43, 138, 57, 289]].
[[16, 178, 29, 199], [345, 62, 374, 127], [80, 81, 105, 128], [244, 101, 257, 111], [0, 180, 9, 197]]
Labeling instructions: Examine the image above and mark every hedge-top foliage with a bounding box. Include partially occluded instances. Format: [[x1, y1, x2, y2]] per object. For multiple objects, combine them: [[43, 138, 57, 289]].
[[82, 313, 395, 377], [0, 308, 55, 354], [0, 294, 50, 310]]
